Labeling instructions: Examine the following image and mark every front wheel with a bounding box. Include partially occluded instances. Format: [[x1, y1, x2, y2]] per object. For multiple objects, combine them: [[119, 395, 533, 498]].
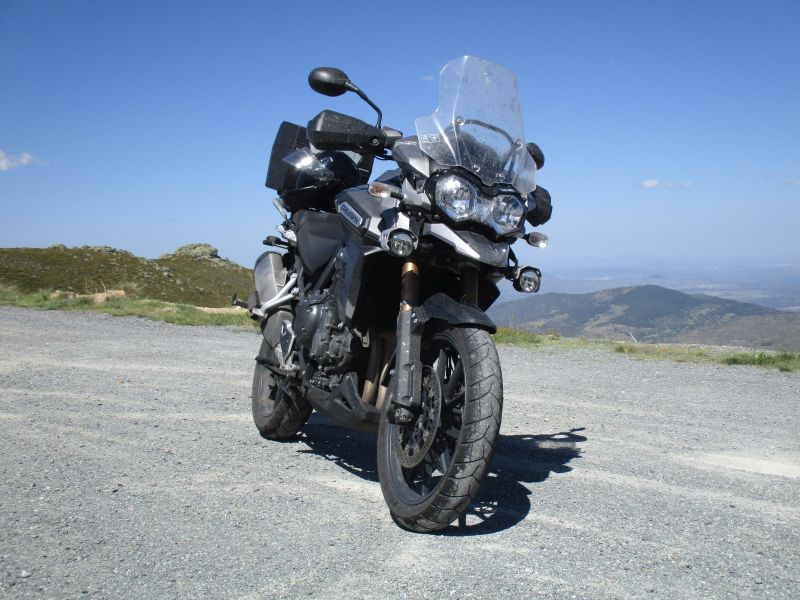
[[377, 326, 503, 532]]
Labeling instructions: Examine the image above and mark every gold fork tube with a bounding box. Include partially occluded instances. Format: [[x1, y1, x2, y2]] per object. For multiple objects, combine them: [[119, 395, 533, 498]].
[[399, 260, 420, 313]]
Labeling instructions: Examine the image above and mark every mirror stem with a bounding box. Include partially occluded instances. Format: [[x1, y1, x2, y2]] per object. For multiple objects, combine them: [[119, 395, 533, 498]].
[[346, 82, 382, 128]]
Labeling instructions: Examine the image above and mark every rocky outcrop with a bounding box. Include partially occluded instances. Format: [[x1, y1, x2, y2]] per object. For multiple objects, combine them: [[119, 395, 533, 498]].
[[166, 243, 220, 260]]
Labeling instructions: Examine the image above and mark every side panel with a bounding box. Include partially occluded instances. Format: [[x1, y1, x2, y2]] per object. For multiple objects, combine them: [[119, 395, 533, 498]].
[[335, 237, 364, 323], [333, 187, 397, 326], [292, 210, 343, 274], [253, 251, 287, 303], [334, 233, 383, 325], [335, 186, 398, 241]]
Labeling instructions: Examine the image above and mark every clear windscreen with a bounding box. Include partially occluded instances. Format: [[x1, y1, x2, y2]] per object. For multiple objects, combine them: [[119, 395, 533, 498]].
[[415, 56, 536, 194]]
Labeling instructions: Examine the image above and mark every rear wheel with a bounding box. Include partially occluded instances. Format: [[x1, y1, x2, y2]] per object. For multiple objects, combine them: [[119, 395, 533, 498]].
[[377, 326, 503, 532], [252, 339, 311, 440]]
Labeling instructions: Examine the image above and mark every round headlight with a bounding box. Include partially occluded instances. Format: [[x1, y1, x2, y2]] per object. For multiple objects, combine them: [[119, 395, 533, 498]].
[[491, 195, 525, 235], [435, 175, 477, 221]]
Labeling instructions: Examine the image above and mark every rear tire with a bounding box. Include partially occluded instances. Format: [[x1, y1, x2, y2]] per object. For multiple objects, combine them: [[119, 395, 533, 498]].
[[377, 326, 503, 532], [252, 339, 311, 440]]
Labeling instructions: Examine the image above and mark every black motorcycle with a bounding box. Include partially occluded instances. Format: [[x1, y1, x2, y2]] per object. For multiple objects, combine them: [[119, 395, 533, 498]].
[[237, 56, 552, 531]]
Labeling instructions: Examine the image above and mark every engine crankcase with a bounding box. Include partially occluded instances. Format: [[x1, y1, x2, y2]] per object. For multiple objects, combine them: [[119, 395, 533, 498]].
[[295, 290, 358, 372]]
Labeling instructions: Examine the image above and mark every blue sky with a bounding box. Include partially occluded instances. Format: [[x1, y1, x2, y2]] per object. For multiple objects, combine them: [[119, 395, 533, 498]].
[[1, 0, 798, 270]]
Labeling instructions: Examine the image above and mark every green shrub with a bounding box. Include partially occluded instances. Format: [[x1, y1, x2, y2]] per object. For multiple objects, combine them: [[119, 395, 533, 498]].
[[494, 327, 544, 345], [721, 352, 799, 372]]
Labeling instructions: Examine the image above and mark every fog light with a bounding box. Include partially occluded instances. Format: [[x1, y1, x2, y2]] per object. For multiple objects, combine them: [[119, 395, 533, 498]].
[[514, 267, 541, 293], [385, 230, 417, 257]]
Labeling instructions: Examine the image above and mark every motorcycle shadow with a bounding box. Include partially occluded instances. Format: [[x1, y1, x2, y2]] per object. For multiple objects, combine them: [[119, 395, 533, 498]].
[[296, 413, 586, 536]]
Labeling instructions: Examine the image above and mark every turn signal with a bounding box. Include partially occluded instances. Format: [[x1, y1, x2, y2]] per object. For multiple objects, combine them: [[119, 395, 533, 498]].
[[525, 232, 549, 248]]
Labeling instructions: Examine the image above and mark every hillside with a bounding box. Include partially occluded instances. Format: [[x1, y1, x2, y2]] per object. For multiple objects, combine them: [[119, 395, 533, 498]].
[[0, 244, 253, 307], [489, 284, 800, 351]]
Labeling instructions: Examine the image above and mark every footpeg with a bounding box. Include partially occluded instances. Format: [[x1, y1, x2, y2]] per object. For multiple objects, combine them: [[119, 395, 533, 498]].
[[230, 293, 249, 309]]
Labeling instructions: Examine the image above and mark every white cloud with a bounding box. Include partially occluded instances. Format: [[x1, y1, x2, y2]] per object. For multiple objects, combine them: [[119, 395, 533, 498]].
[[641, 179, 694, 190], [420, 74, 434, 81], [785, 179, 800, 187], [0, 150, 47, 172]]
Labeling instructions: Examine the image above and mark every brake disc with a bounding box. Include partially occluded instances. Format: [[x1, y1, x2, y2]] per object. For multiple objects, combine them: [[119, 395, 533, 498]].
[[394, 365, 442, 468]]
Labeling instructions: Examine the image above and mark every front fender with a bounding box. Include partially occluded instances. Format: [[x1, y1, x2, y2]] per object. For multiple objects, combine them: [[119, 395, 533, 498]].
[[419, 293, 496, 334], [391, 293, 495, 416]]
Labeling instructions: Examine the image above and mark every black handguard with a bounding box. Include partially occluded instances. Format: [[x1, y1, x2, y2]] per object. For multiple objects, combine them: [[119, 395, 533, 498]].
[[526, 186, 553, 227]]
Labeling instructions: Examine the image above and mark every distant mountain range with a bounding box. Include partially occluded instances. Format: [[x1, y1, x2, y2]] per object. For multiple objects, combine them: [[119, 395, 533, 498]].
[[489, 284, 800, 351], [499, 261, 800, 311]]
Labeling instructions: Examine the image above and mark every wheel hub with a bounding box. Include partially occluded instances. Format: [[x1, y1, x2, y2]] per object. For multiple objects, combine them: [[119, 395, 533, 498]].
[[393, 365, 442, 468]]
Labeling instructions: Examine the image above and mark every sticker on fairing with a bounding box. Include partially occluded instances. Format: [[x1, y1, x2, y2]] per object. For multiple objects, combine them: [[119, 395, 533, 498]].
[[338, 202, 364, 229]]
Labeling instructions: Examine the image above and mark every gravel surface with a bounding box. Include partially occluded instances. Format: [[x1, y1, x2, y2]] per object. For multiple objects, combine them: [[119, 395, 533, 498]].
[[1, 306, 798, 599]]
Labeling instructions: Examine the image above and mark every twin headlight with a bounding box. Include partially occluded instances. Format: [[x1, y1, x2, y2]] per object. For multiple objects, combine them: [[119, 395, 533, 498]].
[[434, 174, 525, 236]]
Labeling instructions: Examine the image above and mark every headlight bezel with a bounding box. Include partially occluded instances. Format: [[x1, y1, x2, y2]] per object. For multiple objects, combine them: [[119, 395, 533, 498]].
[[427, 170, 526, 237]]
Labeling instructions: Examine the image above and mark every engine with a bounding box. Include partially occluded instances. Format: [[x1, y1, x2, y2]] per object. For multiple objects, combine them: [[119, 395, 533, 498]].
[[293, 289, 360, 374]]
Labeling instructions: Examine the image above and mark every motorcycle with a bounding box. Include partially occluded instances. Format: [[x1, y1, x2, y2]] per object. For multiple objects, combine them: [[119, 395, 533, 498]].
[[237, 56, 552, 531]]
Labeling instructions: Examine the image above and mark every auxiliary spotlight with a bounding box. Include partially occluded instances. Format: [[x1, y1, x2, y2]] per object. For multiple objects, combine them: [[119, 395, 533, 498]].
[[513, 267, 541, 293], [380, 229, 418, 257]]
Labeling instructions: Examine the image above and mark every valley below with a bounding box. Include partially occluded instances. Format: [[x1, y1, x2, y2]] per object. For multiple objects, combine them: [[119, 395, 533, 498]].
[[491, 284, 800, 351]]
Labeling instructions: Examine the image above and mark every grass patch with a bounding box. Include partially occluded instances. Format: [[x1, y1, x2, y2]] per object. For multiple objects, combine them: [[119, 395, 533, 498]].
[[494, 327, 562, 346], [0, 283, 256, 328], [721, 352, 800, 373], [612, 343, 712, 363], [613, 340, 798, 372], [496, 325, 798, 373]]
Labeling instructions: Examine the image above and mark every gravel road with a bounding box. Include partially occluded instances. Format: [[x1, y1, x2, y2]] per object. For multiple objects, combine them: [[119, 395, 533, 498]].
[[1, 306, 798, 599]]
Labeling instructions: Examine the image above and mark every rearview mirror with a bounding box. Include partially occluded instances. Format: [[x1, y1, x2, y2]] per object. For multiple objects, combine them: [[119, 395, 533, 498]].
[[308, 67, 351, 97]]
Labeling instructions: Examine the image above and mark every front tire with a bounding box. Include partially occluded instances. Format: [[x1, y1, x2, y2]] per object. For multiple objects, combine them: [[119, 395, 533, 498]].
[[377, 326, 503, 532], [252, 339, 312, 440]]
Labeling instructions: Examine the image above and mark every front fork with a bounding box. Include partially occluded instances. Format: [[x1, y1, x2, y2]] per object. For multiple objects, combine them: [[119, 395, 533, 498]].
[[391, 261, 478, 423]]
